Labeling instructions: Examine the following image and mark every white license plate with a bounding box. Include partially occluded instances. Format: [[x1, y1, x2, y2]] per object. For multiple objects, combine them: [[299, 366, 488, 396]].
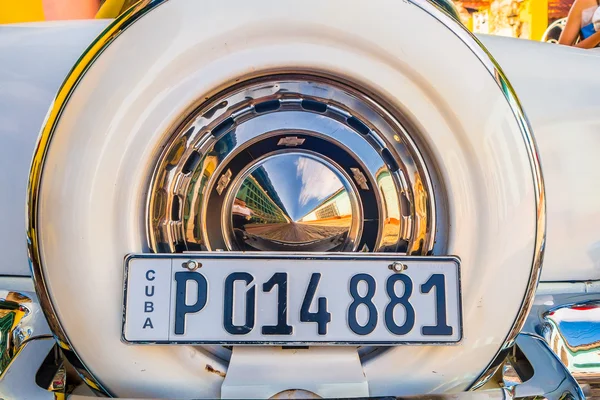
[[122, 254, 462, 345]]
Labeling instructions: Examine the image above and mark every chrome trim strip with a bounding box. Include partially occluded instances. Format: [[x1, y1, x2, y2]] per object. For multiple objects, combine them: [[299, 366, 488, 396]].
[[26, 0, 168, 396], [406, 0, 546, 390], [25, 0, 545, 395]]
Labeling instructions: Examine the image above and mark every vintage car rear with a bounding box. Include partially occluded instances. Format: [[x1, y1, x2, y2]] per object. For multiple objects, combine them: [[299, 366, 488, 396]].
[[0, 0, 599, 398]]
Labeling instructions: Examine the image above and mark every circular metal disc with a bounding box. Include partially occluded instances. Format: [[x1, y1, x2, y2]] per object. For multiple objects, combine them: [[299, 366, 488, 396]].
[[227, 152, 360, 252]]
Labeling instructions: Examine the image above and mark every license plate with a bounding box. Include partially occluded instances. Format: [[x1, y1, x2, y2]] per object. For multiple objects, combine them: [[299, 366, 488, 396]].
[[122, 254, 462, 345]]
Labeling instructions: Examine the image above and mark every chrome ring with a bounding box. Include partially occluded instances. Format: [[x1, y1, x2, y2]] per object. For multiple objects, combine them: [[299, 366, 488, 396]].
[[147, 76, 436, 257]]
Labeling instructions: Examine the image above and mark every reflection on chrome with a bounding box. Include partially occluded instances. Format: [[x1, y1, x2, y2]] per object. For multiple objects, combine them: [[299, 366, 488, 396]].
[[376, 167, 403, 250], [147, 77, 438, 256], [0, 292, 30, 373], [0, 290, 52, 377], [228, 152, 360, 252], [542, 301, 600, 381], [500, 333, 585, 400]]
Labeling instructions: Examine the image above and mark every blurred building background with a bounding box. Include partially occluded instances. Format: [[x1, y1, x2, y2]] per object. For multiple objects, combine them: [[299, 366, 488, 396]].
[[0, 0, 571, 41], [454, 0, 572, 40], [0, 0, 135, 23]]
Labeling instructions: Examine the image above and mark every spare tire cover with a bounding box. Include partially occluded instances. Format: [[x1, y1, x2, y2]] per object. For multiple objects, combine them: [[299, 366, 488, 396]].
[[28, 0, 544, 397]]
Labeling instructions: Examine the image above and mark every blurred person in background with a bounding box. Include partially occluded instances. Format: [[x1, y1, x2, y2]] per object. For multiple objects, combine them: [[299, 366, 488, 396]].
[[559, 0, 600, 48], [0, 0, 137, 23]]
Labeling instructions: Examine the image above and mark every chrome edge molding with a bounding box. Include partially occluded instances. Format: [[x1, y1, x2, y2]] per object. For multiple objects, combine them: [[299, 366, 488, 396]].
[[407, 0, 546, 390], [25, 0, 545, 395], [25, 0, 169, 396]]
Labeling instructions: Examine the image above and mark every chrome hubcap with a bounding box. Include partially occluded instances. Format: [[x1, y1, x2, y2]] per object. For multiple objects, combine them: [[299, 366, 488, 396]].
[[226, 150, 361, 252], [148, 75, 436, 256]]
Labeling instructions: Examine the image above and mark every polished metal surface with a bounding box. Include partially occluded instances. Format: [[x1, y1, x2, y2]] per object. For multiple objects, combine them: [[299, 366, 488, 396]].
[[0, 289, 52, 375], [226, 151, 361, 252], [0, 338, 57, 400], [501, 360, 522, 389], [430, 0, 462, 20], [505, 333, 585, 400], [0, 281, 56, 400], [0, 285, 588, 400], [1, 332, 582, 399], [518, 283, 600, 397], [25, 0, 545, 396], [542, 301, 600, 381], [147, 77, 436, 256]]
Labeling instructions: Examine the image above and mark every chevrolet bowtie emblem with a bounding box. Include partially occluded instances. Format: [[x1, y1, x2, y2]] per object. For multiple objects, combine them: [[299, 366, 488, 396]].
[[216, 169, 232, 195], [277, 136, 305, 147], [351, 167, 369, 190]]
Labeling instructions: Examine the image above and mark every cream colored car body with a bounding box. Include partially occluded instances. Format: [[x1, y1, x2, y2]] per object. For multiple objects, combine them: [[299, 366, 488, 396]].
[[0, 1, 598, 398]]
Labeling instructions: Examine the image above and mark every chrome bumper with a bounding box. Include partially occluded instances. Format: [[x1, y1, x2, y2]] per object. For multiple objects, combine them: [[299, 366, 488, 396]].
[[526, 281, 600, 397], [0, 278, 590, 400], [537, 285, 600, 378]]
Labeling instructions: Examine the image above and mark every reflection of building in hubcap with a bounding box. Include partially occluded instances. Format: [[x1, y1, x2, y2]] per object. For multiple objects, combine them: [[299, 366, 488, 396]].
[[229, 152, 359, 252]]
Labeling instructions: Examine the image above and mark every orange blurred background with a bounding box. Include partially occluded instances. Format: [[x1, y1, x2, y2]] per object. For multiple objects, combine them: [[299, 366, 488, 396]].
[[0, 0, 135, 23]]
